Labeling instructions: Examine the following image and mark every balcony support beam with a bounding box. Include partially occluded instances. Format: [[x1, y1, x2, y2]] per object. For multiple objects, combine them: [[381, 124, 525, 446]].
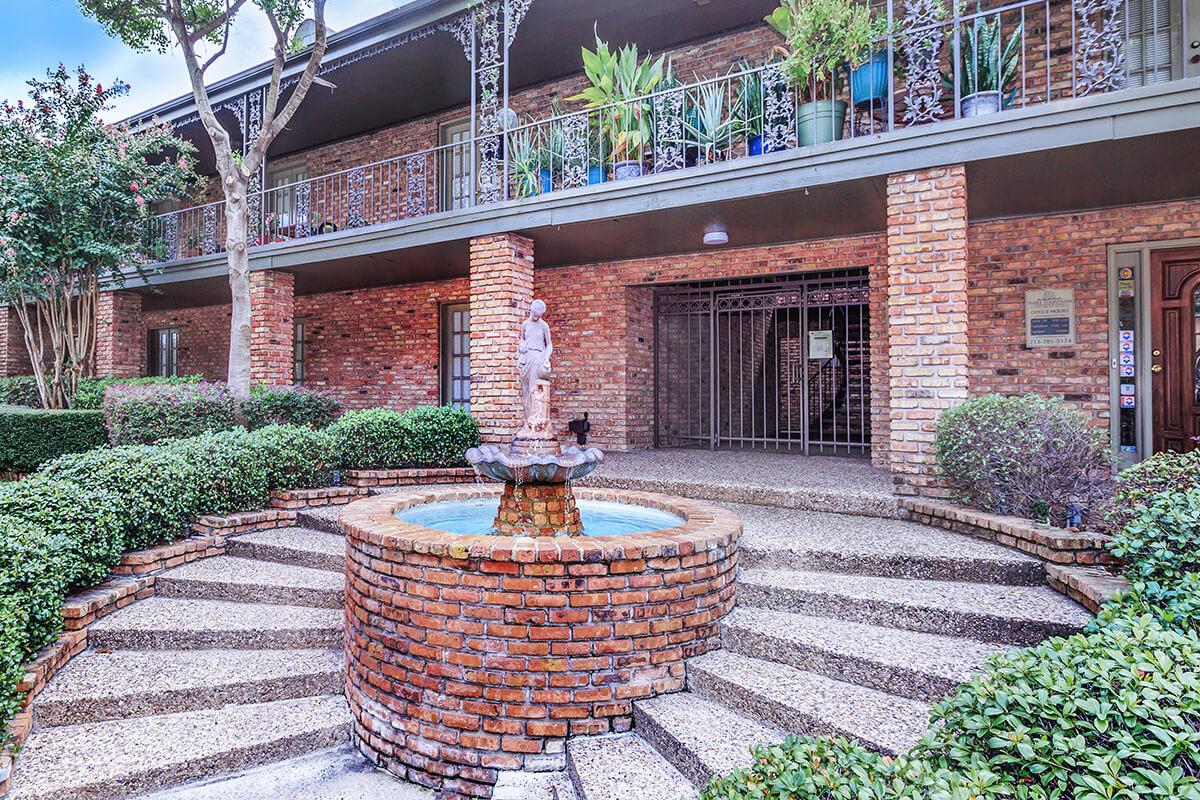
[[95, 291, 145, 379]]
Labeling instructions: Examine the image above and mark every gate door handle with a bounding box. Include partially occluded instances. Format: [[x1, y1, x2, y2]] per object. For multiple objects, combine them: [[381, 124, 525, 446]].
[[1150, 364, 1163, 373]]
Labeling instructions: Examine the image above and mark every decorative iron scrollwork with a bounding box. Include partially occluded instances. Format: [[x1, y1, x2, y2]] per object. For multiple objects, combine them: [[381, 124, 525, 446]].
[[294, 181, 312, 238], [1075, 0, 1127, 95], [405, 155, 428, 217], [652, 89, 685, 174], [761, 63, 797, 153], [202, 206, 218, 255], [347, 168, 367, 228], [901, 0, 946, 124], [560, 113, 589, 189], [163, 213, 179, 261]]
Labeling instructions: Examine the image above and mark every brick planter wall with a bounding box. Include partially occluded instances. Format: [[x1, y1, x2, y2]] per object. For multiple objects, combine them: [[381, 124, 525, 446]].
[[342, 486, 741, 797]]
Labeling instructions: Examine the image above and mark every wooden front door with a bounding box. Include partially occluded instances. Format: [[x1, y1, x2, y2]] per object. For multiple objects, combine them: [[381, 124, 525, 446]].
[[1151, 247, 1200, 453]]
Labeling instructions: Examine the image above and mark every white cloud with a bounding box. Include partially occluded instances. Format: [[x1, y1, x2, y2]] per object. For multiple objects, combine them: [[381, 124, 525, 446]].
[[1, 1, 406, 121]]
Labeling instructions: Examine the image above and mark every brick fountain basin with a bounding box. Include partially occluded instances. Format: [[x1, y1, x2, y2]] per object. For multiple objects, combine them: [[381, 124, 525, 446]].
[[341, 485, 741, 796]]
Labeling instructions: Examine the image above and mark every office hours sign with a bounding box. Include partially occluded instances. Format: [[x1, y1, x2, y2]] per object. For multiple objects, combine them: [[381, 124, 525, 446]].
[[1025, 288, 1076, 348]]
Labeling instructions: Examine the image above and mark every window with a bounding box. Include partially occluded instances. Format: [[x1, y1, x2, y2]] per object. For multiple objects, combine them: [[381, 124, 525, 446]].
[[147, 328, 179, 377], [293, 319, 306, 384], [267, 163, 309, 231], [441, 303, 471, 409], [439, 118, 473, 212], [1125, 0, 1178, 86]]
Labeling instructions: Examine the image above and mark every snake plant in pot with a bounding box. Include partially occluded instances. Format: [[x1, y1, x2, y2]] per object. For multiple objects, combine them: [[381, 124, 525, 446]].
[[943, 5, 1024, 117]]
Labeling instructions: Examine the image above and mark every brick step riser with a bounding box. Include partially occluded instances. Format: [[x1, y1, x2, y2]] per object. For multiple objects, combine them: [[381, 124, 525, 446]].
[[719, 624, 957, 704], [630, 705, 711, 789], [737, 584, 1080, 646], [87, 627, 344, 652], [295, 511, 343, 535], [225, 540, 344, 573], [34, 670, 344, 728], [16, 723, 351, 800], [737, 548, 1046, 587], [685, 666, 901, 757], [155, 578, 344, 609]]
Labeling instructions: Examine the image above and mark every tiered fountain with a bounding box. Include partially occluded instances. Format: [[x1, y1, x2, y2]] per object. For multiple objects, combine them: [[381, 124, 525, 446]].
[[341, 300, 742, 796]]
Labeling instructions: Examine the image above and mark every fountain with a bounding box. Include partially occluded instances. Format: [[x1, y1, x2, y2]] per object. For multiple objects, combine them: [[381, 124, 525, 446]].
[[341, 299, 742, 796]]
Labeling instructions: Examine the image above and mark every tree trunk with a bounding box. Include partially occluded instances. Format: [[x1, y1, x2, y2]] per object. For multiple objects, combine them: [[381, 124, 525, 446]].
[[226, 175, 253, 400]]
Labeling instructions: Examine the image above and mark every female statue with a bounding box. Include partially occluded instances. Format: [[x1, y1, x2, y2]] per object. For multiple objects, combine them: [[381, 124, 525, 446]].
[[517, 299, 553, 424]]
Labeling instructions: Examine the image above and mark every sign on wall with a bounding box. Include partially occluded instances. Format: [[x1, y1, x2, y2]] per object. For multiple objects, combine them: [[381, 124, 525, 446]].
[[1025, 288, 1076, 347], [808, 330, 834, 359]]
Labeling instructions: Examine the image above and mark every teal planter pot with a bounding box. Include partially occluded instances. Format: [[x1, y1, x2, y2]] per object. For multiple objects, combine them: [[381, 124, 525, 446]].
[[849, 51, 889, 105], [797, 100, 848, 146]]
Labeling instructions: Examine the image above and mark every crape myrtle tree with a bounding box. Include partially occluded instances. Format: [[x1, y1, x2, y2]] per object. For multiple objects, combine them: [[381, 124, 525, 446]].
[[0, 66, 197, 409], [78, 0, 330, 399]]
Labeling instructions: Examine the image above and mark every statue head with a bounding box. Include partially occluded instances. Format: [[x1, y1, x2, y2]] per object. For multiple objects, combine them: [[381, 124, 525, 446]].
[[530, 299, 546, 321]]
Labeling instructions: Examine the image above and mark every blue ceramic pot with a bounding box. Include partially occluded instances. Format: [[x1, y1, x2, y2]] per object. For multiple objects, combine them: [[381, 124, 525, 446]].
[[748, 134, 763, 156], [588, 165, 607, 185], [849, 51, 890, 106], [539, 168, 553, 195]]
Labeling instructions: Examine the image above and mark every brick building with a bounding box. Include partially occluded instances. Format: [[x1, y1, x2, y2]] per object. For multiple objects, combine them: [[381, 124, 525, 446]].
[[10, 0, 1198, 490]]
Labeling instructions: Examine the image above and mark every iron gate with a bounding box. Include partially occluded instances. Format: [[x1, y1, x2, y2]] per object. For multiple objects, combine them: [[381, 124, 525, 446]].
[[653, 271, 871, 454]]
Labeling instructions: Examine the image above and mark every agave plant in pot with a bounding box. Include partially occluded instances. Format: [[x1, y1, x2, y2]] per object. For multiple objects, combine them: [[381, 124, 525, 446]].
[[567, 29, 665, 180], [684, 81, 737, 165], [943, 4, 1023, 117], [507, 127, 548, 199]]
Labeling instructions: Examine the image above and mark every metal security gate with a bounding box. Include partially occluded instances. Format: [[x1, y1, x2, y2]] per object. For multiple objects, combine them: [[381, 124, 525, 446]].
[[654, 271, 871, 454]]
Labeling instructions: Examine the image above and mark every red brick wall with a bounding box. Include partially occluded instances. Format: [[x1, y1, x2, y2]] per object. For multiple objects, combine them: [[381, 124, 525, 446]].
[[141, 304, 230, 381], [250, 270, 295, 386], [95, 291, 145, 378]]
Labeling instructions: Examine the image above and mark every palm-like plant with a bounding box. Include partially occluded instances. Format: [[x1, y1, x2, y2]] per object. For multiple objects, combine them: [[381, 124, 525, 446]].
[[507, 128, 544, 199]]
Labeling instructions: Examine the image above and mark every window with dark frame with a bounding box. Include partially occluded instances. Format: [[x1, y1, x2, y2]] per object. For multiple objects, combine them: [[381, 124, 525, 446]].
[[441, 303, 471, 409], [293, 319, 306, 384], [439, 118, 472, 212], [147, 327, 179, 377]]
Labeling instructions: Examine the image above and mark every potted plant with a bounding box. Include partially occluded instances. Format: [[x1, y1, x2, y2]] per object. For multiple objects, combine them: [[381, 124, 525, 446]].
[[735, 70, 765, 155], [567, 29, 665, 181], [684, 81, 736, 165], [943, 5, 1023, 117], [507, 128, 546, 199]]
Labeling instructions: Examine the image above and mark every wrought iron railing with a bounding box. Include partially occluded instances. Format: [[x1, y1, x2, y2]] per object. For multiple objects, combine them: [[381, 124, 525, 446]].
[[139, 0, 1182, 264]]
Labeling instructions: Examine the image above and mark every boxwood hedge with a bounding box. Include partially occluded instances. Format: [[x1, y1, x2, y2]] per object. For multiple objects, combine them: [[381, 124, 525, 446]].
[[328, 405, 480, 470], [0, 406, 107, 473], [102, 382, 239, 445]]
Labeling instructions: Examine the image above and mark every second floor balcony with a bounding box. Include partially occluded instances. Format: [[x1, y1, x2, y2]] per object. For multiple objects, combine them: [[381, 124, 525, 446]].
[[137, 0, 1200, 269]]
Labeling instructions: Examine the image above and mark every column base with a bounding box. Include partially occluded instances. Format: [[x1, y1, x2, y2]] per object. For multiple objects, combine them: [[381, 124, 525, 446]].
[[493, 482, 583, 536]]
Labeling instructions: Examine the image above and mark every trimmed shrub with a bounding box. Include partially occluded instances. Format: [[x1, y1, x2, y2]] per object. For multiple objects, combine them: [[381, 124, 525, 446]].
[[0, 376, 40, 408], [402, 405, 480, 468], [0, 476, 124, 590], [102, 381, 238, 445], [248, 425, 335, 492], [39, 446, 199, 550], [328, 408, 409, 470], [0, 406, 106, 473], [0, 518, 72, 664], [160, 429, 270, 517], [243, 385, 341, 430], [935, 394, 1113, 526], [1110, 449, 1200, 534], [1109, 487, 1200, 587], [74, 374, 201, 411]]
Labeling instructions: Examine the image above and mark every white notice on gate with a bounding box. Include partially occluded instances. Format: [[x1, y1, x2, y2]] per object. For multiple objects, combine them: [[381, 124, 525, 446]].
[[1025, 288, 1076, 347], [808, 330, 834, 359]]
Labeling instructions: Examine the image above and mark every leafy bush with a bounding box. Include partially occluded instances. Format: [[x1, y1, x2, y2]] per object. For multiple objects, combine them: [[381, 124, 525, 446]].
[[0, 376, 40, 408], [0, 406, 106, 473], [243, 385, 341, 430], [249, 425, 336, 491], [102, 381, 238, 445], [328, 406, 480, 470], [1110, 449, 1200, 534], [935, 394, 1113, 526], [39, 446, 198, 550], [327, 408, 409, 470], [0, 519, 72, 667], [1108, 487, 1200, 587], [1093, 573, 1200, 634], [401, 405, 480, 468], [159, 429, 270, 517], [74, 375, 201, 411], [0, 476, 123, 590]]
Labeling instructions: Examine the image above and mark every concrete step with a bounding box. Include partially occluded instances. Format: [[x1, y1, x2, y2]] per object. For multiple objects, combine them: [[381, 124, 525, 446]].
[[734, 504, 1045, 585], [686, 650, 929, 757], [721, 607, 1001, 703], [633, 692, 785, 788], [738, 568, 1092, 645], [88, 597, 343, 650], [226, 527, 345, 572], [567, 734, 696, 800], [296, 506, 343, 535], [10, 695, 351, 800], [493, 771, 579, 800], [33, 648, 343, 727], [156, 555, 344, 608]]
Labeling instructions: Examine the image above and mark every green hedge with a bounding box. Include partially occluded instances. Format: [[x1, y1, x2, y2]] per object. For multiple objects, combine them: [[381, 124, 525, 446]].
[[244, 386, 342, 430], [0, 375, 200, 410], [1109, 449, 1200, 534], [328, 406, 480, 470], [0, 377, 40, 408], [0, 406, 106, 473], [102, 382, 239, 445]]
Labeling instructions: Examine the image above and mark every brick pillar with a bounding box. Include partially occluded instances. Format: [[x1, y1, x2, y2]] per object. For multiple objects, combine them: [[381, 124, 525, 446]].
[[95, 291, 144, 378], [470, 233, 534, 443], [885, 165, 970, 495], [0, 306, 26, 377], [250, 270, 295, 387]]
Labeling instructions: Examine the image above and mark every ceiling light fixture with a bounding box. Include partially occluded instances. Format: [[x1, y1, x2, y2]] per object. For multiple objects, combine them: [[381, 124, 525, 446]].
[[703, 226, 729, 246]]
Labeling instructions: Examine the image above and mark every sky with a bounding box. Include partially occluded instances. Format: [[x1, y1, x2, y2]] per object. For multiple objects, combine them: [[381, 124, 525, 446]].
[[0, 0, 408, 120]]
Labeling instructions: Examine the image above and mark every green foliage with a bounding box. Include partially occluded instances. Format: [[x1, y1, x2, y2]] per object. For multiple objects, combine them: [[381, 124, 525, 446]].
[[78, 0, 313, 53], [1109, 488, 1200, 587], [685, 81, 736, 163], [74, 375, 202, 411], [243, 385, 342, 430], [769, 0, 890, 98], [0, 65, 196, 409], [0, 518, 72, 663], [935, 394, 1113, 526], [566, 29, 665, 162], [1110, 449, 1200, 534], [102, 381, 239, 445], [1093, 574, 1200, 635], [159, 430, 270, 517], [0, 407, 106, 472], [247, 425, 335, 492], [328, 406, 480, 470], [0, 376, 40, 408], [0, 476, 123, 590], [39, 445, 198, 550], [943, 8, 1023, 102]]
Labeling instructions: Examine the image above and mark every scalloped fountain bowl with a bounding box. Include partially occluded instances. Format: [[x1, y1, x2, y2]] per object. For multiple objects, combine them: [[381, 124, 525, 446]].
[[465, 443, 605, 484]]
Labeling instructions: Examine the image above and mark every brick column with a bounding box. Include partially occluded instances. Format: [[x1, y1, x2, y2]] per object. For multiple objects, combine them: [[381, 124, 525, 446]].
[[249, 270, 295, 387], [0, 306, 27, 377], [470, 234, 534, 443], [885, 165, 970, 495], [95, 291, 144, 378]]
